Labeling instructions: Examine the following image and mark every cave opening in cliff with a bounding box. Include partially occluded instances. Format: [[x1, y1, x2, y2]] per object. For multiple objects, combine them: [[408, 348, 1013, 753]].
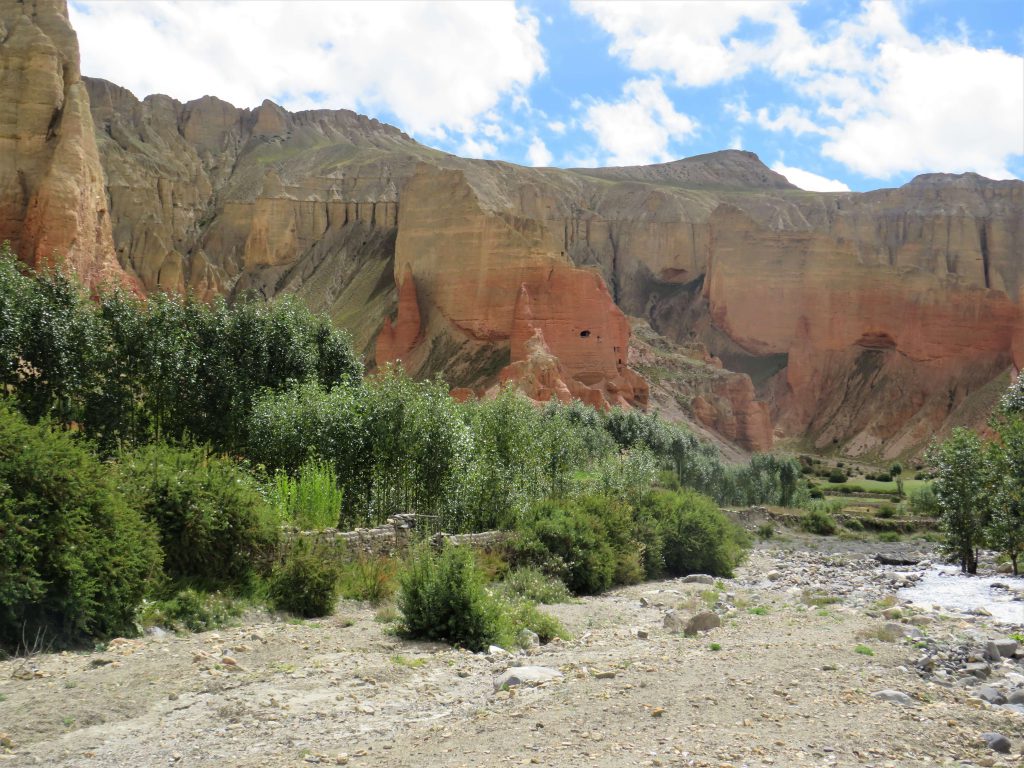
[[580, 330, 591, 337]]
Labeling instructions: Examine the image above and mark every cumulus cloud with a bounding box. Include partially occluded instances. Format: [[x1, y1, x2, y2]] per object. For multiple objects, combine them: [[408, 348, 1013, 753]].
[[575, 0, 1023, 181], [572, 0, 801, 87], [69, 0, 545, 139], [526, 137, 553, 167], [583, 78, 697, 166], [770, 162, 851, 192]]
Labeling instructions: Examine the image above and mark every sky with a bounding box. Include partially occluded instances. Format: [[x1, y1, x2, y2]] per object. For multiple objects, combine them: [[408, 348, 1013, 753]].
[[69, 0, 1024, 192]]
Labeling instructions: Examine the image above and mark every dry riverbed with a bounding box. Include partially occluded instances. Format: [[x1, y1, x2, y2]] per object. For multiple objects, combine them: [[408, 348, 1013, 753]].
[[2, 533, 1022, 768]]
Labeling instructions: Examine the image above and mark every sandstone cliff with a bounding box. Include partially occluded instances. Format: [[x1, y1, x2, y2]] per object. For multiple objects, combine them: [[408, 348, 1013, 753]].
[[0, 0, 128, 288], [4, 0, 1023, 457]]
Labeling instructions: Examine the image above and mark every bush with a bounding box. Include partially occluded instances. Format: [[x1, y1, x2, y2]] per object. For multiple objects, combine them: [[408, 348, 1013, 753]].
[[269, 458, 344, 530], [119, 442, 280, 587], [498, 567, 572, 604], [875, 504, 898, 519], [756, 523, 775, 540], [142, 588, 243, 633], [809, 487, 824, 499], [268, 540, 341, 618], [641, 489, 750, 578], [398, 542, 504, 651], [876, 473, 892, 483], [498, 599, 569, 644], [908, 485, 940, 517], [827, 471, 847, 484], [336, 552, 399, 604], [801, 506, 838, 535], [512, 496, 639, 595], [0, 402, 162, 650]]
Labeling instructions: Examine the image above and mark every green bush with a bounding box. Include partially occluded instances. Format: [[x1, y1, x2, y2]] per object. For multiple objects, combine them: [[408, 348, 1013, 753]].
[[269, 458, 344, 530], [801, 507, 838, 535], [398, 542, 503, 651], [876, 503, 897, 519], [908, 485, 940, 517], [827, 471, 847, 483], [641, 489, 750, 578], [119, 442, 279, 587], [0, 402, 162, 650], [512, 496, 639, 595], [498, 599, 569, 644], [756, 522, 775, 540], [498, 566, 572, 604], [141, 588, 243, 633], [268, 540, 341, 618]]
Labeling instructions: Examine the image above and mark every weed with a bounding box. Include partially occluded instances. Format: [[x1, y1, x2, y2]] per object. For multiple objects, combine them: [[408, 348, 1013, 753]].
[[61, 717, 75, 728], [700, 589, 719, 607], [1011, 632, 1024, 644], [374, 604, 400, 624], [800, 589, 839, 608], [873, 595, 898, 610], [857, 625, 901, 643], [756, 523, 775, 540], [854, 644, 874, 656], [390, 655, 427, 669], [337, 553, 399, 605], [709, 642, 722, 651], [497, 567, 573, 604], [748, 605, 769, 616], [876, 531, 902, 543]]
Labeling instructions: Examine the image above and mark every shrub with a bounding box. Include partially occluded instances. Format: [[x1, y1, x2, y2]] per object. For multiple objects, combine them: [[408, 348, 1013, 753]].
[[875, 504, 897, 519], [119, 442, 279, 587], [640, 489, 750, 578], [268, 540, 341, 618], [512, 496, 639, 595], [498, 599, 569, 644], [876, 473, 892, 483], [142, 588, 242, 633], [908, 485, 940, 517], [801, 507, 838, 535], [269, 458, 344, 530], [756, 522, 775, 540], [827, 471, 847, 484], [498, 567, 572, 604], [809, 487, 824, 499], [336, 552, 399, 604], [398, 542, 503, 651], [0, 402, 162, 650]]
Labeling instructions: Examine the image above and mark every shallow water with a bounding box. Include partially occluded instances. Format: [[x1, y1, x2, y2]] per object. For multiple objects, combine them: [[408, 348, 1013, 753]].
[[898, 565, 1024, 625]]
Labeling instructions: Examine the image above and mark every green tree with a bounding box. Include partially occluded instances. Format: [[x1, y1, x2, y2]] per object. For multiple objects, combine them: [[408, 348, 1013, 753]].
[[928, 428, 990, 573], [987, 380, 1024, 574]]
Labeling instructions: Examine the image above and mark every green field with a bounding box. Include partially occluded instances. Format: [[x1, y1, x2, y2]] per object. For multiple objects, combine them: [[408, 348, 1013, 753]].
[[817, 478, 931, 494]]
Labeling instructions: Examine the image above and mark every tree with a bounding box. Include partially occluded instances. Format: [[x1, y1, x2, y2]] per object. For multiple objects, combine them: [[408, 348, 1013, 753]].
[[928, 428, 990, 573], [986, 379, 1024, 574], [890, 462, 904, 498]]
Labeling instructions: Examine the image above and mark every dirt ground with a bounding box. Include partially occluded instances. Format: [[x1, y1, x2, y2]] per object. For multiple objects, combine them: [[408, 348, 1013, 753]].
[[1, 534, 1021, 768]]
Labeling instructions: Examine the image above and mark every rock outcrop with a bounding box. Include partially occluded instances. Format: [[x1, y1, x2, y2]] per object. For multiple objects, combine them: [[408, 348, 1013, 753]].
[[3, 0, 1023, 455], [0, 0, 129, 289]]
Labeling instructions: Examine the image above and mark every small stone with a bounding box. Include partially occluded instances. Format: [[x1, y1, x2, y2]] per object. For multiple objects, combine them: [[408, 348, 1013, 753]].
[[992, 638, 1019, 658], [488, 645, 510, 656], [650, 707, 665, 717], [639, 597, 650, 607], [684, 611, 721, 637], [517, 629, 540, 649], [593, 670, 616, 679], [871, 689, 915, 706], [493, 666, 563, 691], [681, 574, 715, 585], [980, 732, 1011, 754], [964, 662, 991, 679], [220, 656, 238, 666], [766, 571, 782, 581], [356, 703, 375, 714], [663, 610, 686, 633], [1008, 688, 1024, 705], [635, 627, 649, 640], [975, 686, 1006, 705]]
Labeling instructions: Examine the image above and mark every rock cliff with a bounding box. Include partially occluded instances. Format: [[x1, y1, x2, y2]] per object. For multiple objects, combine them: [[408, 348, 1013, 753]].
[[3, 0, 1023, 457], [0, 0, 129, 288]]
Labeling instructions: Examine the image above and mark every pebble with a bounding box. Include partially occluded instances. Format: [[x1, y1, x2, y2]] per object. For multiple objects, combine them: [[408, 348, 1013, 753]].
[[980, 732, 1012, 754], [493, 666, 563, 692], [870, 690, 915, 706]]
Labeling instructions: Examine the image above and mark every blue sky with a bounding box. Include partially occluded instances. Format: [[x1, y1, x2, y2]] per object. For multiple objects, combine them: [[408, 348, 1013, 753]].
[[70, 1, 1023, 191]]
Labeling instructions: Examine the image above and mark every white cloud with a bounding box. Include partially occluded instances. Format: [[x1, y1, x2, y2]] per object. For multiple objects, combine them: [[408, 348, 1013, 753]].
[[818, 40, 1024, 179], [547, 120, 567, 134], [756, 106, 825, 137], [69, 0, 545, 139], [460, 137, 498, 159], [574, 0, 1023, 181], [771, 162, 850, 192], [572, 0, 802, 86], [729, 135, 743, 150], [526, 137, 553, 167], [583, 78, 697, 166]]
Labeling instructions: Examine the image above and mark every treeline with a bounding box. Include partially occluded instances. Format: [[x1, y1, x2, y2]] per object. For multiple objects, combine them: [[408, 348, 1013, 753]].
[[0, 245, 798, 650]]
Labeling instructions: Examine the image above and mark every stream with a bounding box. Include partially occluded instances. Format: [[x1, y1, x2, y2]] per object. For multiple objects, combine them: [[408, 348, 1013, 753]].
[[898, 565, 1024, 625]]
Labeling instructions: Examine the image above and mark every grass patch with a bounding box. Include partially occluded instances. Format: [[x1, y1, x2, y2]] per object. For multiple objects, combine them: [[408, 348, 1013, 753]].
[[748, 605, 770, 615], [337, 553, 399, 604], [708, 642, 722, 651], [390, 654, 427, 669], [800, 589, 840, 608], [854, 644, 874, 656]]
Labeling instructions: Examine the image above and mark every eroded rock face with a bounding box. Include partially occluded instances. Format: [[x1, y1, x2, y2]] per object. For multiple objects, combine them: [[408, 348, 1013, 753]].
[[0, 0, 129, 289], [5, 0, 1024, 455]]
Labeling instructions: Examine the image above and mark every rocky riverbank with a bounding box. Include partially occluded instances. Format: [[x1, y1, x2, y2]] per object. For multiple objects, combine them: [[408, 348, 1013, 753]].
[[1, 532, 1021, 767]]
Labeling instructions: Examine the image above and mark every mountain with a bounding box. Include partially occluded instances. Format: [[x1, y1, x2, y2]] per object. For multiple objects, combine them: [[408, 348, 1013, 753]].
[[3, 0, 1023, 458]]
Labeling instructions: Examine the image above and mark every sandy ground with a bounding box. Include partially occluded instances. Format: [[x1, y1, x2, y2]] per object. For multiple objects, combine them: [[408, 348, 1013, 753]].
[[1, 533, 1022, 768]]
